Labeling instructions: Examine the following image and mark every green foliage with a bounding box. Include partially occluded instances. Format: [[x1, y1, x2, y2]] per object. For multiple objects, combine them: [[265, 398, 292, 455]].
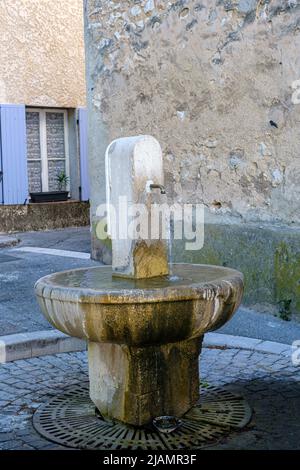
[[199, 380, 210, 388], [56, 171, 69, 191]]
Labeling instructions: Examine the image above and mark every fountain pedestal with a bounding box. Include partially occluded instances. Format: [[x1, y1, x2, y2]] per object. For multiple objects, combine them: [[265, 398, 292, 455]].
[[89, 337, 202, 426]]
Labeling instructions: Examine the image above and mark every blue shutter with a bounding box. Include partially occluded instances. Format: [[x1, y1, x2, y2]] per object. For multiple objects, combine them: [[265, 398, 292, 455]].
[[0, 104, 28, 204], [78, 108, 90, 201]]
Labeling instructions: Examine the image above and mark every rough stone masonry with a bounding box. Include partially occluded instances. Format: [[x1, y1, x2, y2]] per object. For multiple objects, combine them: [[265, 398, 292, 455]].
[[84, 1, 300, 315]]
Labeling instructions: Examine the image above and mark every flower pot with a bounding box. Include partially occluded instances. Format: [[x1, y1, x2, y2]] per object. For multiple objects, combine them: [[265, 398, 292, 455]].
[[30, 191, 69, 203]]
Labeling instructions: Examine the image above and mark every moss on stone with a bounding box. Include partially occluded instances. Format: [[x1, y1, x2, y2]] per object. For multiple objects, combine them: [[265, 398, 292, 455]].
[[274, 242, 300, 314], [172, 223, 300, 315]]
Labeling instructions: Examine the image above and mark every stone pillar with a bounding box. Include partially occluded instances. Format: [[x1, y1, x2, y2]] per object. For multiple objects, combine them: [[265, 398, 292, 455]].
[[106, 135, 169, 279], [88, 337, 202, 426]]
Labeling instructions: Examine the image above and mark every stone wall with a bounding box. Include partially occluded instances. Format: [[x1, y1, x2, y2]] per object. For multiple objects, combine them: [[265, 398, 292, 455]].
[[85, 0, 300, 224], [173, 222, 300, 318], [0, 202, 90, 233], [84, 0, 300, 314], [0, 0, 86, 108]]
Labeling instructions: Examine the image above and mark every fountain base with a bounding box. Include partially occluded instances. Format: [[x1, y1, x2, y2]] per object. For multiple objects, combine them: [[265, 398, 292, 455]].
[[33, 382, 252, 450], [88, 337, 202, 426]]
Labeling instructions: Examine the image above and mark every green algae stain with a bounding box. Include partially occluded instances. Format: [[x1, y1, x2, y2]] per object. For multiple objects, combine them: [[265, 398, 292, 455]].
[[274, 242, 300, 314]]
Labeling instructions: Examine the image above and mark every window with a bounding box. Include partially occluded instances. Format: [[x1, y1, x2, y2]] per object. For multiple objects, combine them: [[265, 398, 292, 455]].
[[26, 109, 69, 192]]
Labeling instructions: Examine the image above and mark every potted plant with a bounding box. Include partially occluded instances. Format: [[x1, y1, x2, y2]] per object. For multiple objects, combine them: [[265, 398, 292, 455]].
[[57, 171, 69, 192], [30, 171, 69, 203]]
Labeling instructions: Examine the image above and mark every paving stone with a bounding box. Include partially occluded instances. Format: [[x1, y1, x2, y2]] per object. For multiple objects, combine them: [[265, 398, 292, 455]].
[[0, 391, 12, 401], [0, 440, 26, 450], [0, 347, 299, 449], [22, 444, 36, 450], [0, 432, 15, 442]]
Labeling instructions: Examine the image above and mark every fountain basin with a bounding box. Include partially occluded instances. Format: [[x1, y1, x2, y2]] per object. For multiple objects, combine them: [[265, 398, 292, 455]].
[[35, 263, 243, 426], [35, 264, 243, 345]]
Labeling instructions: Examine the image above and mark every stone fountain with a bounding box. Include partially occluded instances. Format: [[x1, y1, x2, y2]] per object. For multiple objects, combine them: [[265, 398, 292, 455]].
[[34, 136, 247, 447]]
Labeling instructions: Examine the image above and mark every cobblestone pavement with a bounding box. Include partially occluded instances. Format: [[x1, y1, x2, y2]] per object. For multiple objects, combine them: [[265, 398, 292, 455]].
[[0, 347, 299, 450]]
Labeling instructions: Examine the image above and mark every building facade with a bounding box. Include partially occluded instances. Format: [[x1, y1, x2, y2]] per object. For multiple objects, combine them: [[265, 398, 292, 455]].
[[0, 0, 88, 205]]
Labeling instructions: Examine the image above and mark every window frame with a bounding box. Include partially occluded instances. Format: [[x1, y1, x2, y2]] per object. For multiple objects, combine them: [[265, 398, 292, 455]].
[[26, 108, 70, 192]]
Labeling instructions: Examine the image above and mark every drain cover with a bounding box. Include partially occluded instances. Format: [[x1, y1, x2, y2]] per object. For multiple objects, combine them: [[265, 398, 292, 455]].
[[33, 383, 252, 450]]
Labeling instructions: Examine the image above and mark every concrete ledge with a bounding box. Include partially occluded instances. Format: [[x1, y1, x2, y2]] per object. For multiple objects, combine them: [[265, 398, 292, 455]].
[[0, 330, 86, 363], [204, 332, 292, 357], [0, 329, 293, 363]]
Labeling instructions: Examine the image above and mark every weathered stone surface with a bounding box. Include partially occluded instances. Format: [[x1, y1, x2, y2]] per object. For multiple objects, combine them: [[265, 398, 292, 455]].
[[89, 338, 202, 426], [85, 0, 300, 226], [132, 240, 169, 279], [84, 1, 300, 320], [0, 202, 90, 233], [35, 264, 243, 346], [106, 135, 169, 279], [173, 221, 300, 315]]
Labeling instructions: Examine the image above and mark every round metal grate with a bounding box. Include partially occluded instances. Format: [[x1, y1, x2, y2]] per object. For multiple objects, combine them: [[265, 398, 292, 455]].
[[33, 383, 252, 450]]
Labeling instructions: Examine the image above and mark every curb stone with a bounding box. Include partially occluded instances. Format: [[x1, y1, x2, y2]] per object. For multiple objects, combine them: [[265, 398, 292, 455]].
[[0, 330, 293, 363], [0, 330, 86, 363], [203, 332, 293, 358]]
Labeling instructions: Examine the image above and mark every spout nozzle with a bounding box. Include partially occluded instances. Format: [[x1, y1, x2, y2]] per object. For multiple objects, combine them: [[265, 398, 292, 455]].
[[149, 183, 166, 195]]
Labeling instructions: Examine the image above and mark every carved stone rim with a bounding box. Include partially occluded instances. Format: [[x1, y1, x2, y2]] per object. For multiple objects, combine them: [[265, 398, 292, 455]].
[[35, 264, 244, 305]]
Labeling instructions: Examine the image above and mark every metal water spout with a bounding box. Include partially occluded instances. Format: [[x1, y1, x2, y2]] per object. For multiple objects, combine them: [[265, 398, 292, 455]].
[[149, 183, 166, 195]]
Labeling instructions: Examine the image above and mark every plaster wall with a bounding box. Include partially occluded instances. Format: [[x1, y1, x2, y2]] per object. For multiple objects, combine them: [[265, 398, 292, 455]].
[[85, 0, 300, 225], [0, 0, 86, 108], [84, 1, 300, 314]]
